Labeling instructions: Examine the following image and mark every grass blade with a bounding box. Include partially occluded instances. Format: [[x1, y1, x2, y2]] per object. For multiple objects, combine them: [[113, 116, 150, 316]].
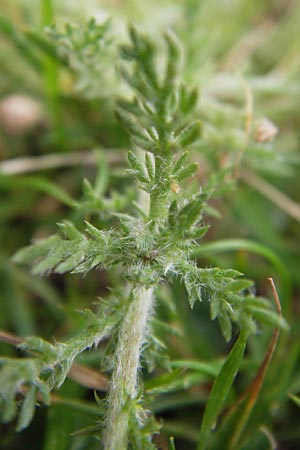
[[0, 14, 42, 70], [197, 330, 248, 450], [226, 278, 283, 449], [0, 174, 77, 207]]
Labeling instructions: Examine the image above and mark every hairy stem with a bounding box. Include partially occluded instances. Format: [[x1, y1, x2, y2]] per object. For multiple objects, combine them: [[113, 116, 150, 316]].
[[103, 286, 154, 450]]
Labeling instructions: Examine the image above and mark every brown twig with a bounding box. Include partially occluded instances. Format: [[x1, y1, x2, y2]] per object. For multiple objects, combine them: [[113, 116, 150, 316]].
[[0, 330, 23, 346], [268, 277, 282, 316], [0, 150, 124, 175]]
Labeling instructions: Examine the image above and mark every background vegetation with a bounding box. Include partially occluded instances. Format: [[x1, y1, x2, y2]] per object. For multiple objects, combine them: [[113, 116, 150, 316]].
[[0, 0, 299, 449]]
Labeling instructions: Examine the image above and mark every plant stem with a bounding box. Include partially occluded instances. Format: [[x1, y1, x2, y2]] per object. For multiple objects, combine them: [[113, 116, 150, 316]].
[[103, 286, 154, 450]]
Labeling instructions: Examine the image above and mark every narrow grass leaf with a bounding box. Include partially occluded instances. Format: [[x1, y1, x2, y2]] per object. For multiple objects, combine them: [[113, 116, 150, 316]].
[[0, 15, 42, 70], [0, 175, 77, 207], [197, 330, 248, 450], [289, 394, 300, 408], [171, 360, 222, 377]]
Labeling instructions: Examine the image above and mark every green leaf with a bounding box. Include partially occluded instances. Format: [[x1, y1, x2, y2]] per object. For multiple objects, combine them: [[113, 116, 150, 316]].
[[184, 277, 202, 308], [245, 306, 289, 331], [128, 26, 158, 90], [197, 331, 248, 450], [57, 221, 83, 240], [179, 85, 198, 114], [177, 195, 205, 230], [55, 249, 86, 274], [32, 253, 65, 275], [128, 150, 149, 183], [116, 108, 149, 142], [171, 360, 222, 377], [35, 380, 50, 406], [132, 135, 155, 152], [120, 44, 136, 60], [232, 296, 270, 308], [16, 385, 37, 432], [165, 90, 180, 117], [225, 279, 254, 293], [168, 199, 178, 227], [129, 403, 160, 450], [175, 121, 202, 147], [116, 98, 140, 116], [210, 297, 220, 321], [145, 152, 155, 180], [129, 25, 154, 58], [176, 162, 199, 181], [19, 337, 56, 356], [82, 178, 95, 199], [12, 235, 61, 265], [164, 29, 182, 65], [183, 225, 210, 240], [218, 309, 232, 342], [84, 221, 108, 243], [172, 151, 189, 174], [163, 29, 182, 86]]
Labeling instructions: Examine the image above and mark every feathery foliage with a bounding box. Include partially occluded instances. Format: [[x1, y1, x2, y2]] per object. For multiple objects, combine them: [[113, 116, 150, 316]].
[[45, 17, 113, 97], [0, 16, 290, 450]]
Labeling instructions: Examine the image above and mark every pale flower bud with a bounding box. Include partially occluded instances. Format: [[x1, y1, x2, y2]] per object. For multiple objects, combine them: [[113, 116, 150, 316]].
[[171, 181, 180, 194], [0, 95, 42, 135], [253, 118, 278, 143]]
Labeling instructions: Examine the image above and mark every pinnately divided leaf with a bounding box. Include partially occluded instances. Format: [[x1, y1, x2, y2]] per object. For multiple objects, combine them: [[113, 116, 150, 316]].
[[12, 222, 115, 275], [0, 308, 116, 427]]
